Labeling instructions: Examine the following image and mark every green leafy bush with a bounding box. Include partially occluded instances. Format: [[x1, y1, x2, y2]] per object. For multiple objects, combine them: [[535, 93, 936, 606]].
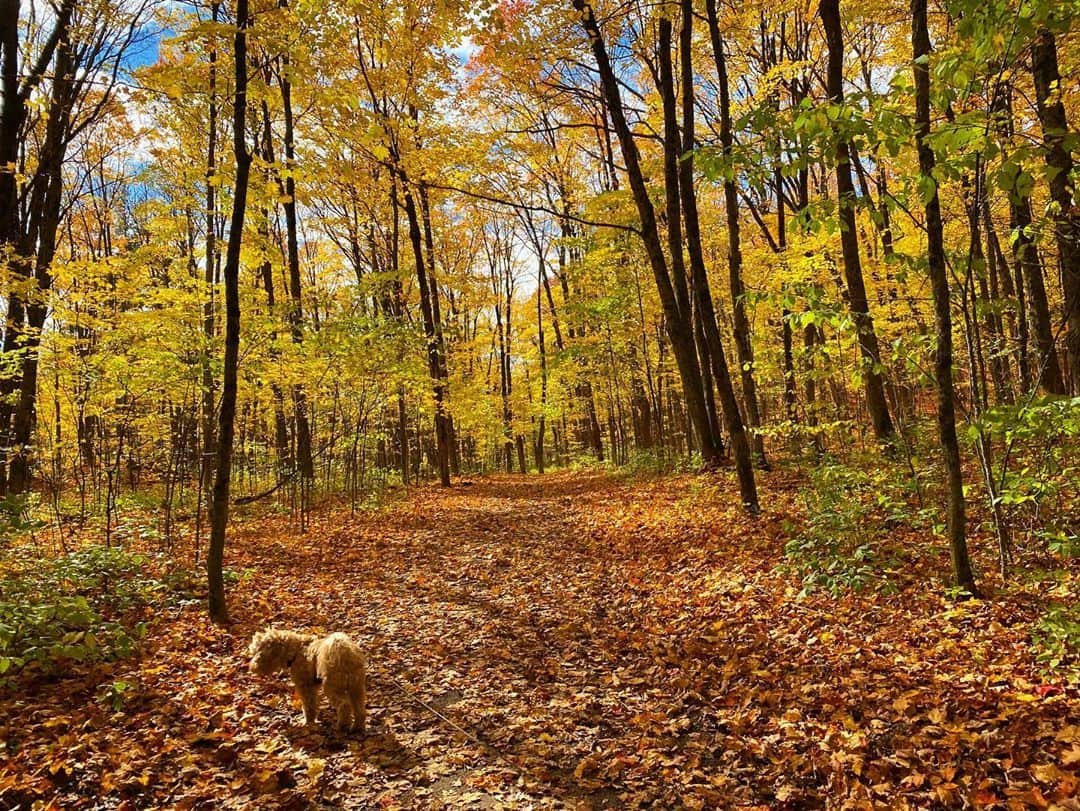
[[782, 460, 899, 597], [1037, 528, 1080, 559], [0, 545, 163, 683], [618, 449, 700, 479], [1034, 603, 1080, 682], [976, 396, 1079, 520], [0, 493, 46, 547]]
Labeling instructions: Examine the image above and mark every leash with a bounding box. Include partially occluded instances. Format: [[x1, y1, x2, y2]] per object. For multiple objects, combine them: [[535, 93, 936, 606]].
[[381, 671, 526, 777]]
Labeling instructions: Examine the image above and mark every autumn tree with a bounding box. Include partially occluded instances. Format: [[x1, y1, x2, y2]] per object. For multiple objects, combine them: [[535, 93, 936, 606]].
[[0, 0, 152, 494], [818, 0, 895, 443], [910, 0, 978, 595], [208, 0, 253, 624]]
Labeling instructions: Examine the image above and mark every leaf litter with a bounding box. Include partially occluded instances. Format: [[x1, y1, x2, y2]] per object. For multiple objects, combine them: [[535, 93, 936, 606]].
[[0, 470, 1077, 809]]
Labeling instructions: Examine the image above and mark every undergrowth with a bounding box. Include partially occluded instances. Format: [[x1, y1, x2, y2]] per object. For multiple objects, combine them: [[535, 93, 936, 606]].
[[616, 449, 702, 479], [780, 458, 907, 597], [0, 545, 169, 685]]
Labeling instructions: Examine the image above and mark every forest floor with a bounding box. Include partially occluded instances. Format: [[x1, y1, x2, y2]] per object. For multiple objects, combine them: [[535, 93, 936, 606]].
[[2, 469, 1078, 809]]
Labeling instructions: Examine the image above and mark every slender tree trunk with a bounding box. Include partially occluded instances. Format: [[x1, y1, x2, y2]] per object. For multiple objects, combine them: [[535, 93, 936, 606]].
[[536, 273, 547, 473], [965, 172, 1010, 405], [276, 10, 315, 489], [418, 182, 456, 477], [678, 0, 757, 507], [207, 0, 253, 624], [1012, 193, 1066, 394], [704, 0, 767, 467], [981, 192, 1015, 403], [200, 1, 219, 518], [778, 171, 798, 424], [397, 388, 409, 485], [399, 173, 451, 486], [912, 0, 978, 596], [819, 0, 895, 442], [693, 303, 722, 450], [257, 102, 292, 476], [657, 19, 692, 331], [803, 322, 826, 454], [573, 0, 721, 469]]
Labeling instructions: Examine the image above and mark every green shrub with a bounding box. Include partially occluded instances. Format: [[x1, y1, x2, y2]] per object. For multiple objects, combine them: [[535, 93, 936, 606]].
[[0, 545, 164, 683], [781, 459, 899, 597], [0, 493, 45, 547], [1038, 528, 1080, 559], [976, 396, 1079, 521], [618, 449, 699, 478], [1034, 603, 1080, 682]]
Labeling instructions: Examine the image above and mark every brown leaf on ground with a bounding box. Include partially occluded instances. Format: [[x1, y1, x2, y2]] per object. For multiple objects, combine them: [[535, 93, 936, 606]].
[[1, 471, 1077, 809]]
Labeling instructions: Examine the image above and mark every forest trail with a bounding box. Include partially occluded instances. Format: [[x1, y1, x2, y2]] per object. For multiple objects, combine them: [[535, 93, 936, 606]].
[[3, 471, 1077, 809]]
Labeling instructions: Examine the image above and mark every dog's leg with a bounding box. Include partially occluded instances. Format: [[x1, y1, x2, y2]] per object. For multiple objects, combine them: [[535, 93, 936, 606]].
[[335, 700, 352, 732], [298, 684, 318, 726]]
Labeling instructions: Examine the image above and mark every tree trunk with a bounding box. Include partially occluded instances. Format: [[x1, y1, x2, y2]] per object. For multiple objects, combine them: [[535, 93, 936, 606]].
[[1012, 193, 1066, 394], [399, 174, 451, 486], [536, 276, 547, 473], [778, 169, 798, 423], [912, 0, 978, 596], [1031, 26, 1080, 392], [257, 101, 292, 477], [200, 1, 219, 517], [2, 1, 75, 494], [418, 182, 455, 480], [819, 0, 895, 442], [703, 0, 768, 467], [571, 0, 720, 470], [207, 0, 253, 625], [981, 191, 1015, 403], [276, 9, 315, 486], [678, 0, 758, 508], [0, 0, 75, 492]]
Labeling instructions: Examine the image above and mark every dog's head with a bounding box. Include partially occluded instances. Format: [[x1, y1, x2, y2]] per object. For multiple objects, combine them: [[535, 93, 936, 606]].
[[248, 629, 290, 675]]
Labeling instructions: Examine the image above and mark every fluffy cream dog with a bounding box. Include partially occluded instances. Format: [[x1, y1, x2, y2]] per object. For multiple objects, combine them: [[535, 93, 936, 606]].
[[248, 629, 367, 732]]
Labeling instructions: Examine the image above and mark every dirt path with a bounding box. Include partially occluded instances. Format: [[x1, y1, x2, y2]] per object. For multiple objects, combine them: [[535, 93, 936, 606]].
[[2, 471, 1076, 809]]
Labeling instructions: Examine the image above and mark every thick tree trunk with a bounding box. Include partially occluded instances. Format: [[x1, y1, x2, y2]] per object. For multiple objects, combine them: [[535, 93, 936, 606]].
[[6, 28, 76, 494], [0, 0, 25, 492], [2, 1, 76, 494], [912, 0, 978, 596], [207, 0, 253, 625], [1031, 27, 1080, 392], [819, 0, 895, 442]]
